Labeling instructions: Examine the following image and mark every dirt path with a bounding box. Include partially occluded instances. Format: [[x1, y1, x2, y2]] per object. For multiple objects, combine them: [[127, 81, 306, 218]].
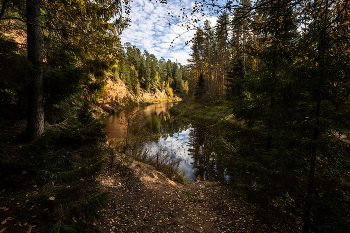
[[97, 153, 296, 233]]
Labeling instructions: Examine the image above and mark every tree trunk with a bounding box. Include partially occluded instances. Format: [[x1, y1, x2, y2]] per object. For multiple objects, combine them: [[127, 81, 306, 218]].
[[26, 0, 44, 140], [303, 3, 328, 231], [303, 100, 320, 233]]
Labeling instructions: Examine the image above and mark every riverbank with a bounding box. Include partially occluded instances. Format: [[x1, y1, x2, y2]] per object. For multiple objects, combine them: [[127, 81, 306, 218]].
[[169, 100, 235, 125], [96, 150, 298, 232]]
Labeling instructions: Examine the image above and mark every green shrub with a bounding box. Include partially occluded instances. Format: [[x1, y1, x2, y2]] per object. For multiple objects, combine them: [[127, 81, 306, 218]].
[[1, 109, 109, 232]]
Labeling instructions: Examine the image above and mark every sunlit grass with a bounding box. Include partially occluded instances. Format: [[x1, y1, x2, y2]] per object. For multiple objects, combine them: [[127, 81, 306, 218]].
[[170, 101, 234, 125], [128, 148, 188, 184]]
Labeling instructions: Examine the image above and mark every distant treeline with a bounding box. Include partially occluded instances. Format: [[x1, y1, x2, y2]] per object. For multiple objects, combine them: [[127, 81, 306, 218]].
[[113, 43, 189, 96]]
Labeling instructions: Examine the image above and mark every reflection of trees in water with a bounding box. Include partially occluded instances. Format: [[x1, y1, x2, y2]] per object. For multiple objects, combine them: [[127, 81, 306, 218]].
[[128, 110, 188, 143], [104, 102, 227, 181], [188, 125, 225, 181], [125, 110, 226, 182]]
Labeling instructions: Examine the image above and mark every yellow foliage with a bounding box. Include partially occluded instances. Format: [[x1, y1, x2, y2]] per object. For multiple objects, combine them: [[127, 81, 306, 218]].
[[111, 64, 118, 74], [129, 64, 138, 78], [135, 81, 140, 95]]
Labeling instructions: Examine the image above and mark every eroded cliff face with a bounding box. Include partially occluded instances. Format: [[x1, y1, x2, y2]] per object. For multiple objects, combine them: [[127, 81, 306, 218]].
[[97, 74, 179, 114], [101, 77, 136, 105]]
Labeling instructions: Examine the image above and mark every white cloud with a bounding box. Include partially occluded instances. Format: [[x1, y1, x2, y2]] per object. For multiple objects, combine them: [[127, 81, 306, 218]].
[[133, 0, 145, 6], [169, 50, 192, 65], [143, 1, 155, 13], [119, 0, 222, 65], [120, 0, 201, 65]]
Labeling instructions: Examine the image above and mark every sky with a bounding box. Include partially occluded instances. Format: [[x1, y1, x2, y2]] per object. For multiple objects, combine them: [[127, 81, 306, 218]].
[[119, 0, 218, 65]]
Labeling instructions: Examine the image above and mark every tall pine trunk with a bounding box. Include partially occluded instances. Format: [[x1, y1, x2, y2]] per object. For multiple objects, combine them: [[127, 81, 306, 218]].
[[266, 0, 280, 151], [303, 100, 320, 233], [303, 3, 328, 231], [26, 0, 44, 139]]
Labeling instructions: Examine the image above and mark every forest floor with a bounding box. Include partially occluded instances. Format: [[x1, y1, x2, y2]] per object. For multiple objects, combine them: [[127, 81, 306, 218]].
[[96, 151, 299, 233]]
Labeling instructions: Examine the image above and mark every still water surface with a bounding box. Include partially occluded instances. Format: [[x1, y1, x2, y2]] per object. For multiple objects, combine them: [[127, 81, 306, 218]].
[[102, 102, 226, 181]]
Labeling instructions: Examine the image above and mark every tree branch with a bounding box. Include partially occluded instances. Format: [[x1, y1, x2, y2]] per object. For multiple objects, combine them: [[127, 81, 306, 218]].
[[0, 16, 26, 23]]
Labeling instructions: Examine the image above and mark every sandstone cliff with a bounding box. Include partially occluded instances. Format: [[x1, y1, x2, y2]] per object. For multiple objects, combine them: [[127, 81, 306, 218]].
[[97, 73, 180, 114]]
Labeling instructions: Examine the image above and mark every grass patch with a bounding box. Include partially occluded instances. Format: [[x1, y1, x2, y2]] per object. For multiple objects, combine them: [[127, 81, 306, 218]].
[[170, 101, 234, 125], [127, 149, 188, 184]]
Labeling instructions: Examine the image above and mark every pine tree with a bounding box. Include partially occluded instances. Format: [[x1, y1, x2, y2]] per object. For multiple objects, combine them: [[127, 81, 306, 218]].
[[203, 20, 214, 96], [215, 12, 230, 99], [194, 74, 206, 101], [188, 28, 205, 98], [294, 0, 350, 230], [226, 0, 303, 218]]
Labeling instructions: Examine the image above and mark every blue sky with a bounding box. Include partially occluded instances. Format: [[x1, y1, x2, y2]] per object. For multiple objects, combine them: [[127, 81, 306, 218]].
[[119, 0, 218, 65]]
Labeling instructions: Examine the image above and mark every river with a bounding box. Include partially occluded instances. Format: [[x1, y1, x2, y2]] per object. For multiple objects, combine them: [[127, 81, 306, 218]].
[[102, 102, 226, 181]]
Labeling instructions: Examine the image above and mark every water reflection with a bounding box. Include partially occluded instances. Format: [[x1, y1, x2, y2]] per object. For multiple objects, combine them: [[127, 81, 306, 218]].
[[102, 102, 225, 181], [188, 126, 226, 181]]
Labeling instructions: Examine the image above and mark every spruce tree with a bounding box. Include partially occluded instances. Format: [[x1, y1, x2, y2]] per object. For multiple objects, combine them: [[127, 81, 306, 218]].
[[187, 0, 350, 229], [226, 0, 303, 218], [194, 74, 206, 101], [223, 0, 350, 230]]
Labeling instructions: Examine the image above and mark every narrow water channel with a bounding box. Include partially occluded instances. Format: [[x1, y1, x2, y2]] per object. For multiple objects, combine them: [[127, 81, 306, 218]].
[[102, 102, 226, 181]]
